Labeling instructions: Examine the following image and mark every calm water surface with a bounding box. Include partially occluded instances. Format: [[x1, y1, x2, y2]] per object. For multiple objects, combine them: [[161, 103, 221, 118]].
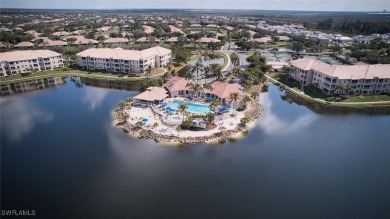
[[1, 79, 389, 218]]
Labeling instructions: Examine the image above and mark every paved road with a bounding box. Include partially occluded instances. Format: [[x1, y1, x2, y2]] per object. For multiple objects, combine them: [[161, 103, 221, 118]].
[[223, 42, 250, 69]]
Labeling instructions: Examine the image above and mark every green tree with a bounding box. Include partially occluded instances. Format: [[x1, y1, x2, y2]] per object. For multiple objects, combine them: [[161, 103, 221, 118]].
[[243, 95, 251, 107], [291, 41, 305, 55], [178, 102, 188, 119], [240, 116, 250, 127], [176, 126, 182, 137], [205, 112, 215, 125], [191, 58, 204, 82], [209, 99, 219, 112], [229, 92, 240, 116], [230, 52, 240, 66]]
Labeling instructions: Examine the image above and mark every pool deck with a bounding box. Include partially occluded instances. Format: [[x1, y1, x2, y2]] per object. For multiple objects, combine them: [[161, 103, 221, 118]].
[[125, 105, 245, 138]]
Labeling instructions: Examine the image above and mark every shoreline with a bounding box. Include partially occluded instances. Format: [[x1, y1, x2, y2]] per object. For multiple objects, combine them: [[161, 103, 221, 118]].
[[112, 99, 262, 145]]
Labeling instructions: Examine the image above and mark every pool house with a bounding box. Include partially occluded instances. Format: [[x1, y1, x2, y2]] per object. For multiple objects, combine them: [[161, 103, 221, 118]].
[[132, 87, 169, 106], [163, 76, 246, 106]]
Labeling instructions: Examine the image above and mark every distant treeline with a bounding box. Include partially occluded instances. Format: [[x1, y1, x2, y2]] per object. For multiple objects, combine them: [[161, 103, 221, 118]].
[[308, 18, 390, 35]]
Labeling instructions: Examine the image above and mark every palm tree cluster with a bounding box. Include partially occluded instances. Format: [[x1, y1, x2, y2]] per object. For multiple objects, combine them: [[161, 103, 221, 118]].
[[334, 84, 353, 99], [230, 52, 240, 66], [189, 58, 224, 82], [229, 92, 241, 116]]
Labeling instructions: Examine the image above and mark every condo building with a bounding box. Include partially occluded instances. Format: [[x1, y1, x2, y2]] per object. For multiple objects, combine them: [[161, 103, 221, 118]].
[[0, 50, 64, 76], [290, 58, 390, 95], [76, 46, 171, 73]]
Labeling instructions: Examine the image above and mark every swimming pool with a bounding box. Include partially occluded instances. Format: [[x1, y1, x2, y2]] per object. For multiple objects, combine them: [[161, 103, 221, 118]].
[[168, 101, 211, 114]]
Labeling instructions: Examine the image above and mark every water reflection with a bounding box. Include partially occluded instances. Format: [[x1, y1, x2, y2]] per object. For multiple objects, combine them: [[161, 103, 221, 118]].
[[80, 77, 142, 91], [0, 77, 66, 96], [0, 97, 54, 142], [258, 87, 317, 135], [83, 87, 109, 111]]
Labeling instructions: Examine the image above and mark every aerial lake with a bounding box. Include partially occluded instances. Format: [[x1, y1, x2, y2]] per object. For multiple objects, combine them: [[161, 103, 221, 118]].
[[1, 77, 389, 218]]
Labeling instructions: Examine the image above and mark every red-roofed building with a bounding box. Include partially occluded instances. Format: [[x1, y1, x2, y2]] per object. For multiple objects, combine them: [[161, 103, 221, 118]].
[[164, 76, 246, 106]]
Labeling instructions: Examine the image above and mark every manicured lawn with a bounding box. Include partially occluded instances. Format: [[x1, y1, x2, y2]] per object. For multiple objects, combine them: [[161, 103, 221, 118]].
[[303, 85, 338, 101], [0, 68, 160, 83], [347, 95, 390, 102], [257, 42, 289, 49], [216, 52, 228, 68], [138, 68, 165, 77], [267, 72, 300, 89]]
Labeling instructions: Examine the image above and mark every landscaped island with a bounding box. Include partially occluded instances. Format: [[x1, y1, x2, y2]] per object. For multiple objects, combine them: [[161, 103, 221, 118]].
[[112, 76, 263, 144]]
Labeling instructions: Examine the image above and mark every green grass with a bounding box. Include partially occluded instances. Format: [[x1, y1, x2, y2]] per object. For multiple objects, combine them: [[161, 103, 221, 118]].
[[0, 68, 161, 84], [215, 52, 228, 68], [347, 95, 390, 102], [257, 42, 289, 49], [302, 86, 338, 101]]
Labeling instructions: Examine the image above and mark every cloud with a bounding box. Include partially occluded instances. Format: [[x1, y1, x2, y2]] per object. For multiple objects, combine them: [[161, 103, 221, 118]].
[[258, 91, 316, 135], [82, 87, 109, 111], [0, 98, 54, 142]]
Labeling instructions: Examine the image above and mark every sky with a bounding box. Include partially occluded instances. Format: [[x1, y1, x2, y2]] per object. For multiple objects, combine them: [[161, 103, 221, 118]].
[[0, 0, 388, 11]]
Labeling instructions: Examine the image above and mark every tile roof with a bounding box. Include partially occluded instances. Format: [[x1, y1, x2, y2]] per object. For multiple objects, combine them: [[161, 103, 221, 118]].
[[14, 42, 34, 47], [133, 86, 168, 101], [291, 58, 390, 79], [209, 81, 245, 99], [0, 50, 61, 62], [104, 38, 129, 43], [76, 46, 171, 60], [197, 37, 220, 43], [163, 76, 190, 92]]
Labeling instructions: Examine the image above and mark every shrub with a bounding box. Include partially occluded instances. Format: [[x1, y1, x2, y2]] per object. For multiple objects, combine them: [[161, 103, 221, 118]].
[[180, 118, 193, 130], [237, 105, 246, 111]]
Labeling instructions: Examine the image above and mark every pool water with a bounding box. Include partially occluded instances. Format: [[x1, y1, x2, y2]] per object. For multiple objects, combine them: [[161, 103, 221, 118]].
[[168, 101, 210, 114]]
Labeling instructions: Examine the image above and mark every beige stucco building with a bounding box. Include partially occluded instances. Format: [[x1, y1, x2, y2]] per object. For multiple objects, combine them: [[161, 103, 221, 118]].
[[76, 46, 171, 73], [0, 50, 64, 77], [290, 58, 390, 95]]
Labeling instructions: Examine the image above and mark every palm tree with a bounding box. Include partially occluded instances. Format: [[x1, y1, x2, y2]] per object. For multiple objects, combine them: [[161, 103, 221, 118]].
[[210, 64, 223, 81], [192, 83, 203, 98], [243, 95, 251, 107], [153, 122, 159, 130], [136, 120, 144, 129], [251, 91, 260, 100], [122, 114, 130, 122], [178, 102, 188, 119], [231, 66, 243, 79], [191, 58, 204, 82], [205, 112, 215, 125], [209, 99, 219, 112], [334, 84, 344, 96], [219, 126, 226, 132], [145, 64, 152, 79], [186, 82, 195, 99], [119, 101, 126, 109], [203, 66, 211, 84], [240, 116, 250, 127], [344, 85, 353, 99], [166, 59, 173, 74], [229, 92, 240, 116], [230, 52, 239, 66], [176, 126, 182, 137]]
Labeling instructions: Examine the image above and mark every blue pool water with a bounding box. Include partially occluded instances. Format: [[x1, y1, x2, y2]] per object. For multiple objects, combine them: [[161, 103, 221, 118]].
[[168, 101, 210, 114]]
